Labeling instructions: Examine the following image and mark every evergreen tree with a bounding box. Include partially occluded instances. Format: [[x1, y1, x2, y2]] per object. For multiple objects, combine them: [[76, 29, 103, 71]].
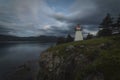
[[98, 13, 113, 37], [86, 33, 94, 39], [99, 13, 113, 29], [116, 14, 120, 33], [97, 29, 112, 37], [56, 37, 65, 45], [66, 34, 73, 43]]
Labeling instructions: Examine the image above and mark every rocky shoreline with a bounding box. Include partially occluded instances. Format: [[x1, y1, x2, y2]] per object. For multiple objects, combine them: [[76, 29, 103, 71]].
[[4, 35, 120, 80], [5, 60, 39, 80], [38, 46, 104, 80], [38, 35, 120, 80]]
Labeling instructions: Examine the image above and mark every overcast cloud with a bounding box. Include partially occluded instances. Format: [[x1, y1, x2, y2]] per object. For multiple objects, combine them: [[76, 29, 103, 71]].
[[0, 0, 120, 37]]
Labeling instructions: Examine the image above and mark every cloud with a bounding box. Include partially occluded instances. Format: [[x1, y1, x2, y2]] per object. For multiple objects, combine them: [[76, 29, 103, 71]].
[[0, 0, 120, 37], [50, 0, 120, 36], [0, 0, 56, 36]]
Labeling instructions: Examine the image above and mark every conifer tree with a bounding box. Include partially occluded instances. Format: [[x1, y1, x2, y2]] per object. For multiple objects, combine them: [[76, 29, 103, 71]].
[[116, 14, 120, 33], [98, 13, 113, 37], [56, 37, 65, 45], [100, 13, 113, 29], [66, 34, 73, 43], [86, 33, 93, 39]]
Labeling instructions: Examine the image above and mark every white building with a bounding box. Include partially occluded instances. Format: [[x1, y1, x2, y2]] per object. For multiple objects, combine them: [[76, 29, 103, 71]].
[[74, 24, 83, 41]]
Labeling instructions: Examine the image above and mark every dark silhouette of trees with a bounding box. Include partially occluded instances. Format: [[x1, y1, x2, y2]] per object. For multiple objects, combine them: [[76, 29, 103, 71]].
[[100, 13, 113, 29], [56, 34, 73, 45], [97, 29, 112, 37], [98, 13, 113, 37], [86, 33, 94, 39], [65, 34, 73, 43], [56, 37, 65, 45], [115, 14, 120, 33]]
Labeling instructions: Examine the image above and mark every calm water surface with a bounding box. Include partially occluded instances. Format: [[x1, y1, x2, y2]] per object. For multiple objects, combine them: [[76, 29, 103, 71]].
[[0, 42, 54, 80]]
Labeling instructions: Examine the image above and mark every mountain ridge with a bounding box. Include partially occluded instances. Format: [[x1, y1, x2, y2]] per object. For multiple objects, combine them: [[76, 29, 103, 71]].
[[0, 34, 57, 42]]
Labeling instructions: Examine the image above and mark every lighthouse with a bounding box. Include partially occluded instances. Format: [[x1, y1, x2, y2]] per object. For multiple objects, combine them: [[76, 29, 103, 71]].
[[74, 24, 83, 41]]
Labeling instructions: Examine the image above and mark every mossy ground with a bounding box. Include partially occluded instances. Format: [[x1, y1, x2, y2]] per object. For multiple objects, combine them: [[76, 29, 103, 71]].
[[46, 35, 120, 80]]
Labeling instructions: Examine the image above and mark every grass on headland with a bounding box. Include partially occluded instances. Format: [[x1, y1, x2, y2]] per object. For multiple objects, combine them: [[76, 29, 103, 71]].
[[46, 35, 120, 80]]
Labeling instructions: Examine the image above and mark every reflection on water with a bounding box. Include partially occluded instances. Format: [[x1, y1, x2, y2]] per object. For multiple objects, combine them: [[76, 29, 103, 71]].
[[0, 42, 54, 80]]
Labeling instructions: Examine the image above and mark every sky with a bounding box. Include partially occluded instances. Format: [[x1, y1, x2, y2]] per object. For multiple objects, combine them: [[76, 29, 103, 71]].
[[0, 0, 120, 37]]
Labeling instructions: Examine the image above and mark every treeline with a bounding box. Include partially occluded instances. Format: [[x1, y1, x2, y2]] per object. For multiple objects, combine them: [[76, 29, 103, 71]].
[[97, 13, 120, 37], [56, 34, 74, 45], [0, 35, 57, 43], [86, 13, 120, 39]]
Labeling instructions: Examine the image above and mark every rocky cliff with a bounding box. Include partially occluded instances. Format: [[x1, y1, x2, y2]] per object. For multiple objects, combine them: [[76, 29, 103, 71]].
[[38, 35, 120, 80]]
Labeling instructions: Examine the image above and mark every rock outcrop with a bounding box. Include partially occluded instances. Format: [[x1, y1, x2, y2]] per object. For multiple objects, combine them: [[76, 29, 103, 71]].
[[37, 35, 120, 80]]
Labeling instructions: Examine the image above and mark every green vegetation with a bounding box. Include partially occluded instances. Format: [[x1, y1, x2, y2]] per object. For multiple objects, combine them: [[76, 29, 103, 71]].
[[43, 35, 120, 80]]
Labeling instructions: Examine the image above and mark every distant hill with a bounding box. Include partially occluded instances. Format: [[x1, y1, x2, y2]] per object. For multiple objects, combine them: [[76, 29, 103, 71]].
[[0, 34, 57, 42]]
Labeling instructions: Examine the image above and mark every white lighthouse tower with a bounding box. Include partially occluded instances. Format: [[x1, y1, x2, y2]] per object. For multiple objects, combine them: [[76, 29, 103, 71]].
[[74, 24, 83, 41]]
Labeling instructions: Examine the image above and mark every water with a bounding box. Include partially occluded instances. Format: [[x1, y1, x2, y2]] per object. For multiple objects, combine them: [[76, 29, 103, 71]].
[[0, 42, 54, 80]]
